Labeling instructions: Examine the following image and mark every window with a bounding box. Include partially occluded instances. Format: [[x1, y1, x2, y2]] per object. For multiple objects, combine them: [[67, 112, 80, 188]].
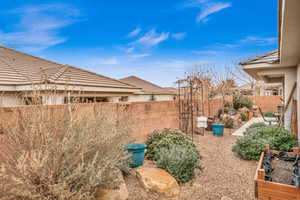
[[23, 96, 42, 105], [150, 94, 156, 101], [119, 96, 129, 102], [64, 97, 109, 104]]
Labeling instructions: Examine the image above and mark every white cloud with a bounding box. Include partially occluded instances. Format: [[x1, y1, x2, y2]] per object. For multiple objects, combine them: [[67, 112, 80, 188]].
[[172, 32, 187, 40], [197, 2, 231, 22], [183, 0, 231, 23], [220, 36, 277, 48], [98, 57, 118, 65], [128, 53, 150, 60], [127, 27, 141, 38], [119, 46, 135, 53], [0, 3, 80, 52], [132, 29, 169, 47], [238, 36, 277, 46]]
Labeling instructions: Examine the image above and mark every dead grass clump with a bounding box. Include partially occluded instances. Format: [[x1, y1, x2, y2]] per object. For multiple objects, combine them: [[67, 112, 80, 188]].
[[0, 105, 131, 200]]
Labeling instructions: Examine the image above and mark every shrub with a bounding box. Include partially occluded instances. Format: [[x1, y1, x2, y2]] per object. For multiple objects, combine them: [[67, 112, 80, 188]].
[[232, 136, 266, 160], [145, 129, 199, 160], [270, 131, 299, 151], [0, 105, 131, 200], [155, 145, 202, 183], [233, 95, 253, 110], [264, 110, 276, 118], [223, 117, 234, 128], [247, 122, 267, 130], [240, 112, 248, 121], [232, 124, 298, 160], [217, 107, 229, 118]]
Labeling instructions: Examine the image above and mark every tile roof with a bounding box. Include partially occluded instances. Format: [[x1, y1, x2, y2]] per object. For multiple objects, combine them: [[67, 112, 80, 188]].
[[239, 50, 279, 65], [0, 46, 137, 89], [119, 76, 176, 95]]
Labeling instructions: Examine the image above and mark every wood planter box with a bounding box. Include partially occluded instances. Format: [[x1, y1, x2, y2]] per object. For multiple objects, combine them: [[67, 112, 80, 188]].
[[255, 148, 300, 200]]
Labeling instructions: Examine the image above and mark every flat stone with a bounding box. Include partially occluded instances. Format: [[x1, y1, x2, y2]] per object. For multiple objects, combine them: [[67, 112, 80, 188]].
[[96, 173, 128, 200], [136, 167, 180, 197]]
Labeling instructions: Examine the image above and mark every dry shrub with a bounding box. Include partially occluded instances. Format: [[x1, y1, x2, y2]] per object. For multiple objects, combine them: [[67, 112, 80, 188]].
[[0, 104, 131, 200]]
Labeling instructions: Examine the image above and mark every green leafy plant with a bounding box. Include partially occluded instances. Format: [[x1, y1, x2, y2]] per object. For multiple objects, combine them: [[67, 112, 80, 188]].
[[233, 95, 253, 110], [155, 145, 202, 183], [217, 107, 229, 118], [232, 124, 298, 160], [145, 129, 199, 160], [247, 122, 267, 130], [240, 112, 248, 121], [263, 111, 276, 118]]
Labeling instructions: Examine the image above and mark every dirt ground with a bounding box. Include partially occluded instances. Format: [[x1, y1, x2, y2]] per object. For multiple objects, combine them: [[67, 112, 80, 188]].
[[125, 129, 258, 200]]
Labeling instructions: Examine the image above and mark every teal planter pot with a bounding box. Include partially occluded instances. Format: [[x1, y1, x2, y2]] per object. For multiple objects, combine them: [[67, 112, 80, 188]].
[[212, 124, 225, 136], [127, 143, 146, 168]]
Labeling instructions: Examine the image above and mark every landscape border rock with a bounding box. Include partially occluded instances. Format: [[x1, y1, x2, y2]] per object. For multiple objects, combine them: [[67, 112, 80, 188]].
[[136, 167, 180, 197]]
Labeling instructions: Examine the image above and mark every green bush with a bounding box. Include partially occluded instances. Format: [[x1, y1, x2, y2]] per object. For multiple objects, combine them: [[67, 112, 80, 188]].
[[155, 145, 202, 183], [270, 131, 299, 151], [217, 107, 229, 118], [232, 136, 266, 160], [240, 112, 248, 121], [232, 124, 298, 160], [264, 111, 276, 118], [233, 95, 253, 110], [247, 122, 267, 130], [145, 129, 199, 160]]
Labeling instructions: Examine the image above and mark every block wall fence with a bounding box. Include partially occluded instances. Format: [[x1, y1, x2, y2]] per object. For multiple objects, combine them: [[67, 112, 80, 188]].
[[0, 96, 281, 141]]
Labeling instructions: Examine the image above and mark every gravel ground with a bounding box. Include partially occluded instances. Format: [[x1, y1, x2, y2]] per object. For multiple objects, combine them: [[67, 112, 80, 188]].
[[125, 129, 258, 200]]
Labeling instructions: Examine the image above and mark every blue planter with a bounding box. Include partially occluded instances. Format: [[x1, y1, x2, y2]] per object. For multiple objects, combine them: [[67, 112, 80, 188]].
[[212, 124, 225, 136], [127, 143, 146, 168]]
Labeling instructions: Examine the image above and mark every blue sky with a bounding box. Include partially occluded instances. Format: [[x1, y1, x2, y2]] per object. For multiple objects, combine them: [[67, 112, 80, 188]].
[[0, 0, 277, 87]]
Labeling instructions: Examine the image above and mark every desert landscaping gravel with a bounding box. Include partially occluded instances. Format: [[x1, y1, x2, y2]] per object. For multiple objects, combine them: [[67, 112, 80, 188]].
[[125, 129, 258, 200]]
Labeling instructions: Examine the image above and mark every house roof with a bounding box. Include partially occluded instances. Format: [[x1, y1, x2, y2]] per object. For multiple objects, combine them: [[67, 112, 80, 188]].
[[0, 46, 138, 90], [119, 76, 176, 95], [239, 50, 279, 65]]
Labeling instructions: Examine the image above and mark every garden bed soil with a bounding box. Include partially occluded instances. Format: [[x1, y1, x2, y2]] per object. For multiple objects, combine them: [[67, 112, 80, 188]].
[[125, 128, 258, 200], [255, 149, 300, 200], [270, 159, 294, 185]]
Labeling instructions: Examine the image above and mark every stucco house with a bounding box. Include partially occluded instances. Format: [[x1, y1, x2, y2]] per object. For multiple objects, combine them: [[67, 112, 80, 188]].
[[240, 0, 300, 136], [0, 46, 141, 106], [238, 82, 283, 96], [118, 76, 177, 102]]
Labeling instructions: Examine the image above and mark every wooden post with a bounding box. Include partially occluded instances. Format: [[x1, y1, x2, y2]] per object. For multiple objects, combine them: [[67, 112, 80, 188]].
[[257, 169, 265, 180]]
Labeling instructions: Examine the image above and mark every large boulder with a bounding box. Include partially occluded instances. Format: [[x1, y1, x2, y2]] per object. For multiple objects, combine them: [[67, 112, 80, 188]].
[[96, 173, 128, 200], [136, 167, 180, 197]]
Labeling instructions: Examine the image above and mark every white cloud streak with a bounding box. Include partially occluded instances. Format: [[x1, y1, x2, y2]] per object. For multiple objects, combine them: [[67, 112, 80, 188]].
[[127, 27, 141, 38], [0, 3, 80, 52], [172, 32, 187, 40], [184, 0, 231, 23], [132, 29, 169, 47], [197, 2, 231, 22]]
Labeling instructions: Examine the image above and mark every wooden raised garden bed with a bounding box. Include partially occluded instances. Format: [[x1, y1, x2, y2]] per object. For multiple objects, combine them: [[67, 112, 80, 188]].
[[255, 147, 300, 200]]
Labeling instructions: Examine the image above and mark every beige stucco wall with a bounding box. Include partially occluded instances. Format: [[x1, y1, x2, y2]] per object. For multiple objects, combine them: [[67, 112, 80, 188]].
[[297, 64, 300, 139], [129, 94, 175, 102], [283, 67, 297, 131], [108, 94, 175, 102], [0, 94, 22, 107]]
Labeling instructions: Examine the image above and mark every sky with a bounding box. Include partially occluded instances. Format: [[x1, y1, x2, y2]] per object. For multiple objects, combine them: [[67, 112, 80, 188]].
[[0, 0, 278, 87]]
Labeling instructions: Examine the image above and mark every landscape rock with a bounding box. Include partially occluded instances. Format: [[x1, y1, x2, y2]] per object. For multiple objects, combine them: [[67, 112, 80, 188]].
[[96, 173, 128, 200], [136, 167, 180, 197], [221, 196, 232, 200]]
